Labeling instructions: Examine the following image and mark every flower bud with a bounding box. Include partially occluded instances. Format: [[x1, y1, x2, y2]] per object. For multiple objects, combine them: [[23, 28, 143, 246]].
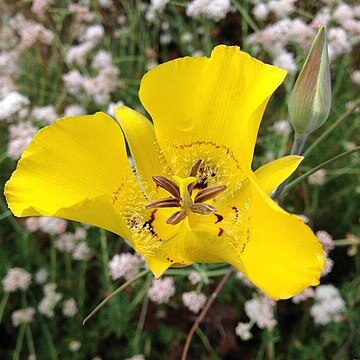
[[288, 26, 331, 135]]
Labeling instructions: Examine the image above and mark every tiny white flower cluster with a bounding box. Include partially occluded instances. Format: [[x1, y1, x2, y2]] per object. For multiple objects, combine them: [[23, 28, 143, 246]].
[[292, 287, 315, 304], [188, 270, 202, 285], [54, 227, 91, 261], [310, 285, 346, 325], [35, 268, 48, 284], [125, 355, 145, 360], [308, 169, 327, 185], [235, 322, 253, 341], [317, 230, 335, 277], [11, 307, 36, 327], [62, 298, 78, 318], [145, 0, 170, 22], [272, 119, 292, 135], [38, 283, 62, 318], [31, 105, 58, 125], [63, 47, 119, 105], [69, 340, 81, 352], [2, 267, 32, 293], [247, 0, 360, 73], [148, 277, 175, 304], [109, 253, 143, 281], [25, 216, 67, 235], [6, 121, 37, 160], [182, 291, 207, 313], [244, 295, 277, 330], [0, 92, 30, 121], [186, 0, 232, 21]]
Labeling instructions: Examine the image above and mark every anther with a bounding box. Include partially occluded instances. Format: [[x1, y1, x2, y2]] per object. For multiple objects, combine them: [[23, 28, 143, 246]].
[[194, 184, 227, 203], [145, 198, 180, 209], [166, 209, 187, 225], [152, 176, 180, 198]]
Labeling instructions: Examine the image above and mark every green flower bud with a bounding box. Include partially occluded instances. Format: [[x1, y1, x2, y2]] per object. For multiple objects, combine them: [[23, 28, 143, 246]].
[[288, 26, 331, 135]]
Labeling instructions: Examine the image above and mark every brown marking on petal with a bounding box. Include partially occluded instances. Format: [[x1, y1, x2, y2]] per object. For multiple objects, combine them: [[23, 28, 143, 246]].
[[232, 206, 239, 222], [152, 176, 180, 198], [166, 209, 187, 225], [218, 228, 224, 236], [194, 184, 227, 203], [190, 203, 217, 215], [143, 210, 158, 237], [214, 213, 224, 224]]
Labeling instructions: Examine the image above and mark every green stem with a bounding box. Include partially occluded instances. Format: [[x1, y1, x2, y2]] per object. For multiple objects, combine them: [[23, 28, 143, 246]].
[[303, 97, 360, 158], [133, 275, 152, 349], [285, 146, 360, 193], [99, 229, 112, 291], [232, 0, 259, 32], [0, 293, 9, 324], [272, 132, 308, 200], [334, 239, 360, 247], [83, 269, 150, 325], [50, 235, 57, 282], [26, 325, 36, 358], [13, 324, 26, 360]]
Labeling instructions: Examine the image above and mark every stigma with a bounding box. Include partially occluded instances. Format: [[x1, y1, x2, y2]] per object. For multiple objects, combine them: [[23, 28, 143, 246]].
[[145, 160, 227, 225]]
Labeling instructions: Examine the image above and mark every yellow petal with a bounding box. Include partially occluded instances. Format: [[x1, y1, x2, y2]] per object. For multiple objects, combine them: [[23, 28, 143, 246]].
[[145, 210, 245, 277], [238, 178, 325, 300], [114, 106, 170, 194], [4, 113, 134, 240], [139, 45, 287, 169], [254, 155, 303, 195]]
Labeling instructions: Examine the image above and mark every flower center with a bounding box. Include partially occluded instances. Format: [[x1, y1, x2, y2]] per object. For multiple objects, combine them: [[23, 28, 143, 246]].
[[145, 160, 227, 225]]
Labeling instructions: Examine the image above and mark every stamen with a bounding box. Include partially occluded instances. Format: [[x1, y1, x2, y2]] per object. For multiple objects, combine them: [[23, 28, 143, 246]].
[[190, 203, 217, 215], [166, 209, 187, 225], [145, 198, 180, 209], [187, 159, 202, 194], [152, 176, 180, 198], [194, 184, 227, 203], [188, 159, 203, 177]]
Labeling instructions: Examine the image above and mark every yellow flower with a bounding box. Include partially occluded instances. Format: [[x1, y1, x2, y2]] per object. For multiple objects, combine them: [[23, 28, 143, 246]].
[[4, 46, 325, 300]]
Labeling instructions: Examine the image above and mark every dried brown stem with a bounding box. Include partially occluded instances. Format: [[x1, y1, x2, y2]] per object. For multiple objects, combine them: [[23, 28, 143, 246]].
[[181, 267, 234, 360]]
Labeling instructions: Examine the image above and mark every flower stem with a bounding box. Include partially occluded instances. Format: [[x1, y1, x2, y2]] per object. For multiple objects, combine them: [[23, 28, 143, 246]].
[[272, 132, 308, 200], [82, 268, 150, 325], [0, 293, 9, 324], [181, 267, 234, 360], [284, 146, 360, 193]]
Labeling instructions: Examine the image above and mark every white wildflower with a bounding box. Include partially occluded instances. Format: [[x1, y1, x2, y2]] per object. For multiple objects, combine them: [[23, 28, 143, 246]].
[[308, 169, 326, 185], [11, 307, 36, 327], [182, 291, 207, 313], [148, 277, 175, 304], [69, 340, 81, 352], [245, 295, 277, 330], [188, 270, 202, 285], [109, 253, 143, 281], [235, 322, 253, 341], [62, 298, 78, 317], [2, 267, 31, 293], [310, 285, 346, 325]]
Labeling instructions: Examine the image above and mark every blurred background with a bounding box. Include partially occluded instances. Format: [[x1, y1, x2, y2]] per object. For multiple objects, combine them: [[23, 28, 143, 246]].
[[0, 0, 359, 359]]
